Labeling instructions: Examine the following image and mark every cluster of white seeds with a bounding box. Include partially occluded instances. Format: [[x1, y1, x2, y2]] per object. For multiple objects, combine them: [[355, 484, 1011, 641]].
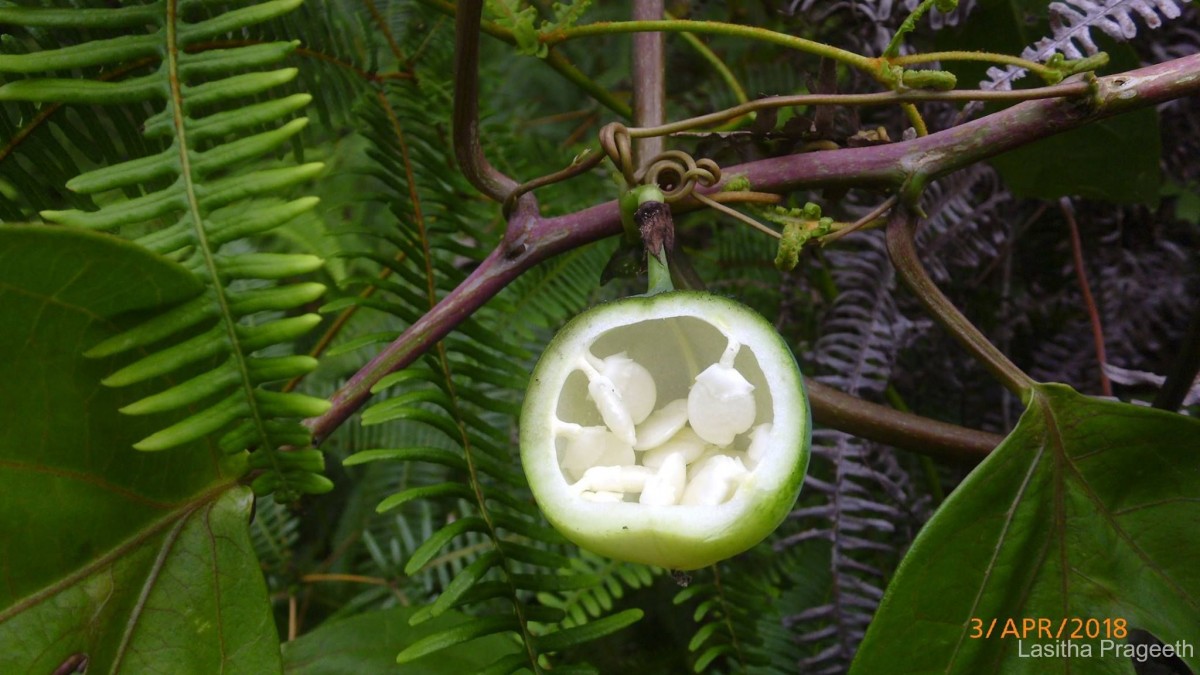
[[554, 338, 771, 506]]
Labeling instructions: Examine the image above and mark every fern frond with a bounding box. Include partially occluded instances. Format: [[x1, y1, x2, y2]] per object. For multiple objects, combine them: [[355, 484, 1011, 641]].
[[785, 0, 977, 55], [1023, 208, 1195, 395], [312, 53, 644, 667], [983, 0, 1186, 90], [766, 228, 932, 673], [781, 433, 893, 674], [250, 493, 301, 573], [534, 550, 658, 629], [674, 545, 808, 674], [913, 165, 1011, 284], [498, 241, 612, 339], [253, 0, 394, 130], [809, 231, 910, 397], [0, 1, 331, 500]]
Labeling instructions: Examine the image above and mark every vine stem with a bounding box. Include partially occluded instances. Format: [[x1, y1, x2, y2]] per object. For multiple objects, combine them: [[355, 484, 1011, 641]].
[[509, 83, 1092, 206], [1059, 198, 1112, 396], [808, 381, 999, 460], [632, 0, 665, 167], [307, 54, 1200, 448], [617, 82, 1090, 138], [417, 0, 632, 118], [453, 0, 519, 202], [886, 206, 1035, 397], [670, 12, 750, 128], [882, 0, 939, 58], [543, 19, 876, 73], [889, 50, 1059, 81]]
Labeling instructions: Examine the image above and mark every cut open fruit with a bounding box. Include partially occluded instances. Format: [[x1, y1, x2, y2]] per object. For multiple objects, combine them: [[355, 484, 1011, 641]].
[[520, 291, 810, 570]]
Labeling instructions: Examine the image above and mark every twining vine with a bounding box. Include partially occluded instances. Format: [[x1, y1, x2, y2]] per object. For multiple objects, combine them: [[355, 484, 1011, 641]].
[[2, 1, 1199, 673]]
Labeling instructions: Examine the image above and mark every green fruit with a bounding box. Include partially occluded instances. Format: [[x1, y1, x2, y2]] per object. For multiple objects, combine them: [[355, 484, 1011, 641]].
[[520, 291, 810, 570]]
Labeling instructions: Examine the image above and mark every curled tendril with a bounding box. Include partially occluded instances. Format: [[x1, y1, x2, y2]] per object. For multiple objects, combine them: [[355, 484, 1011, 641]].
[[641, 151, 722, 201], [599, 122, 637, 185], [599, 122, 722, 202], [503, 148, 604, 215]]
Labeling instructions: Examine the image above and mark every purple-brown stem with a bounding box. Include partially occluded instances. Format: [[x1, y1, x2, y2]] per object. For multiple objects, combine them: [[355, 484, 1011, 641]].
[[886, 206, 1035, 396], [632, 0, 665, 166], [453, 0, 518, 203], [1059, 197, 1112, 396], [308, 54, 1200, 446]]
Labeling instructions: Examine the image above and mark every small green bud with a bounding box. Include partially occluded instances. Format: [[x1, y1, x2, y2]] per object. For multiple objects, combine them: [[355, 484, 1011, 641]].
[[248, 448, 326, 473], [775, 222, 803, 272], [722, 175, 752, 192], [801, 202, 822, 220], [878, 63, 905, 89], [934, 0, 958, 12], [251, 472, 281, 496], [901, 69, 957, 91], [1063, 52, 1109, 76], [286, 470, 336, 495], [815, 217, 835, 237]]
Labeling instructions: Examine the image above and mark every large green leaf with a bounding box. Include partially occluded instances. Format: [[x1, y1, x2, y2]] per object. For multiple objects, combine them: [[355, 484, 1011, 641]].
[[281, 606, 521, 674], [942, 0, 1162, 204], [0, 225, 280, 673], [851, 384, 1200, 674], [987, 107, 1161, 205]]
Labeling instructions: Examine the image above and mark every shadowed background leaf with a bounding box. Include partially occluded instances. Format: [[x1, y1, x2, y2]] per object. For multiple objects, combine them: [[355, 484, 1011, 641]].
[[851, 383, 1200, 674], [281, 605, 519, 673], [0, 225, 279, 674]]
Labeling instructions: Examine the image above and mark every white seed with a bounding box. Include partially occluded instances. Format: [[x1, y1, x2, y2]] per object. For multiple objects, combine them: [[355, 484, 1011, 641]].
[[599, 353, 657, 425], [639, 452, 686, 506], [559, 426, 634, 483], [563, 339, 767, 509], [580, 490, 624, 503], [587, 377, 636, 445], [580, 352, 658, 445], [642, 427, 709, 469], [633, 398, 689, 450], [745, 423, 773, 469], [687, 361, 756, 446], [573, 465, 653, 494], [681, 454, 749, 506], [686, 451, 718, 481]]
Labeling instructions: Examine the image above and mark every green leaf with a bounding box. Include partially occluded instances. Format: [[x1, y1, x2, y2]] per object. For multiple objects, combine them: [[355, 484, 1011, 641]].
[[404, 516, 490, 575], [693, 644, 734, 672], [534, 609, 644, 653], [376, 483, 475, 514], [425, 551, 502, 620], [396, 615, 522, 663], [945, 3, 1162, 204], [988, 106, 1160, 205], [343, 447, 468, 470], [688, 620, 723, 652], [1162, 180, 1200, 225], [851, 384, 1200, 674], [281, 606, 520, 674], [0, 226, 278, 673]]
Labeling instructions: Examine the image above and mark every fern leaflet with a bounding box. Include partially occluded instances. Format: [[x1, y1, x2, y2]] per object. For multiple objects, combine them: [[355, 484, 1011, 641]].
[[0, 0, 331, 500], [983, 0, 1186, 90], [326, 62, 645, 669]]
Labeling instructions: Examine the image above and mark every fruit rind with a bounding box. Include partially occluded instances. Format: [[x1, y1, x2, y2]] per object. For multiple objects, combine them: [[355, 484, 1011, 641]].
[[521, 291, 810, 570]]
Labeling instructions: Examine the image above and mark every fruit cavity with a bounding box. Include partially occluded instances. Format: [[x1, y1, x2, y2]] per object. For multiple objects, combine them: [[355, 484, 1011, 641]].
[[522, 291, 809, 570], [556, 326, 771, 506]]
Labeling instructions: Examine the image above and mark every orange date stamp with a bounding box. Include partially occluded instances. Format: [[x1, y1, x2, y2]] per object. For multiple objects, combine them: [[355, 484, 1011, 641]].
[[968, 617, 1128, 640]]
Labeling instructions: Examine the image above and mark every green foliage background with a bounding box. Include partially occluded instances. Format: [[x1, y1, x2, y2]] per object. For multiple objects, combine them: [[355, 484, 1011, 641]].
[[1, 1, 1197, 673]]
